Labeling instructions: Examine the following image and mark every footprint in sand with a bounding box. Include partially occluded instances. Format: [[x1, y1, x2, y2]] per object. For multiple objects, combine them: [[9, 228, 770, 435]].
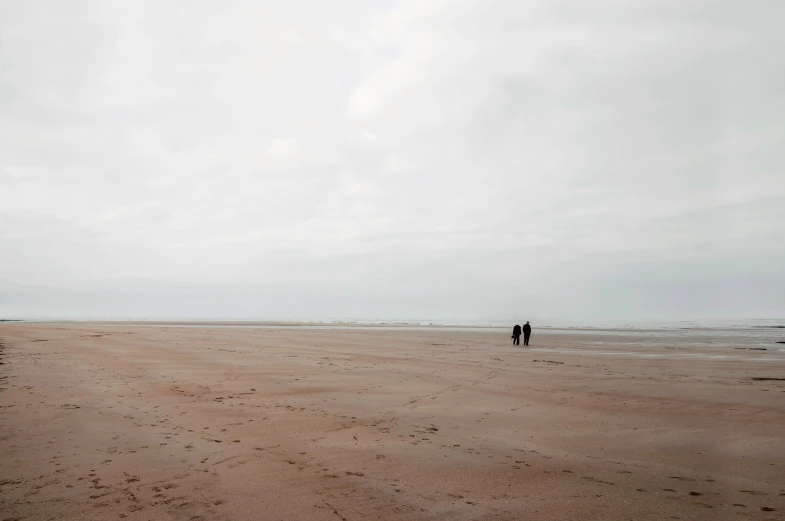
[[740, 490, 768, 496]]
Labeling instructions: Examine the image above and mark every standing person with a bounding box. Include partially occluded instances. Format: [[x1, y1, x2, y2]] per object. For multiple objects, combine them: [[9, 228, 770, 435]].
[[512, 324, 522, 346], [522, 321, 532, 346]]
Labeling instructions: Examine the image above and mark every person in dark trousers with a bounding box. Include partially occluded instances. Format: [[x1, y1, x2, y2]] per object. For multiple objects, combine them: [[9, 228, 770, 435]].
[[522, 321, 532, 346], [512, 324, 522, 345]]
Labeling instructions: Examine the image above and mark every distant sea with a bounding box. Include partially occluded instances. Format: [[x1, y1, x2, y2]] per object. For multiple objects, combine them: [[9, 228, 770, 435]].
[[6, 317, 783, 330]]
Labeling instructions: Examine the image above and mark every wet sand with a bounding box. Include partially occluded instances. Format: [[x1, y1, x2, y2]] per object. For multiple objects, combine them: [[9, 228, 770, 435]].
[[1, 323, 784, 520]]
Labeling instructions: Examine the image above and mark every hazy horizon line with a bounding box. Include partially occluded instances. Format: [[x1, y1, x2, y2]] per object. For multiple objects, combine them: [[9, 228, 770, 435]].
[[3, 316, 783, 328]]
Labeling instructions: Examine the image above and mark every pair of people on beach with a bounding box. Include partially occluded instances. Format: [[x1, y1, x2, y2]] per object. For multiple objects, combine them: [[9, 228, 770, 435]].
[[512, 322, 531, 346]]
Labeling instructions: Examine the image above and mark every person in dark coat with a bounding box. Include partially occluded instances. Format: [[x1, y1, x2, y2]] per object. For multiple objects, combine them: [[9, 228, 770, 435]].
[[512, 324, 522, 345], [522, 321, 532, 346]]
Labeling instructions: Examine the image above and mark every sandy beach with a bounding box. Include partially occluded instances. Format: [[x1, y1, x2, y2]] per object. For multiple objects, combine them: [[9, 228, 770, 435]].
[[1, 323, 784, 521]]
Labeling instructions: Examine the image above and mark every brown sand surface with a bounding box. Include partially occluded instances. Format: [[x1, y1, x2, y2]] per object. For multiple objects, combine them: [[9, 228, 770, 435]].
[[1, 323, 784, 521]]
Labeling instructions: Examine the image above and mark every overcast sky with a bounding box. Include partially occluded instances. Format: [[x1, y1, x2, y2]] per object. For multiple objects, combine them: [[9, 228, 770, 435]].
[[1, 1, 783, 322]]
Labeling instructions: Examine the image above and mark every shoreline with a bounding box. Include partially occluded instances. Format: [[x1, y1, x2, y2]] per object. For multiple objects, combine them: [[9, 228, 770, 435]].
[[3, 318, 784, 333]]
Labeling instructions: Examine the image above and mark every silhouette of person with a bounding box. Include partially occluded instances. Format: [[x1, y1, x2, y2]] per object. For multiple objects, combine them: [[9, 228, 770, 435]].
[[512, 324, 521, 346], [522, 321, 532, 346]]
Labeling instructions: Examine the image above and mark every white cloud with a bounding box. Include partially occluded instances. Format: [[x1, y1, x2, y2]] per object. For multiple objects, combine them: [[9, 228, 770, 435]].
[[266, 138, 301, 157], [1, 0, 783, 320]]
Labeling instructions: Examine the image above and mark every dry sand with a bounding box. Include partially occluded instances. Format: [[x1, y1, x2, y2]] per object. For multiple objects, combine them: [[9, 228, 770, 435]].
[[1, 323, 784, 521]]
